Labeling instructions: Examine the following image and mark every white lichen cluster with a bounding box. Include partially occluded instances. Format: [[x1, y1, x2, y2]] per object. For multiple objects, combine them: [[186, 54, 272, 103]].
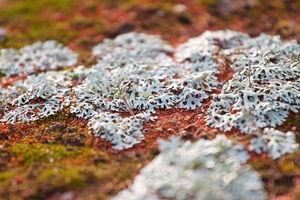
[[1, 71, 71, 123], [206, 33, 300, 133], [0, 40, 78, 76], [92, 32, 174, 67], [200, 31, 300, 158], [175, 29, 250, 63], [0, 31, 299, 157], [113, 135, 266, 200], [70, 32, 218, 149], [249, 128, 299, 159], [88, 112, 156, 150]]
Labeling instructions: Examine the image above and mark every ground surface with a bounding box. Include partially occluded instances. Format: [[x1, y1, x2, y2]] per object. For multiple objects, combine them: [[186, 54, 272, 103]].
[[0, 0, 300, 199]]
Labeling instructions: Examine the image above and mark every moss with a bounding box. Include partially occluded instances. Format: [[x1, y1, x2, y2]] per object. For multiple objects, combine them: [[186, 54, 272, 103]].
[[278, 150, 300, 172], [0, 71, 5, 78], [293, 191, 300, 200], [75, 147, 109, 163], [0, 170, 18, 184], [280, 161, 297, 172], [199, 0, 220, 7], [81, 1, 98, 12], [35, 111, 68, 123], [0, 0, 76, 50], [0, 0, 73, 18], [102, 0, 137, 9], [0, 141, 150, 199], [0, 26, 75, 50], [249, 158, 276, 173], [10, 143, 69, 166], [71, 16, 96, 29], [281, 113, 300, 130], [37, 164, 88, 189], [0, 163, 101, 199], [9, 137, 110, 165]]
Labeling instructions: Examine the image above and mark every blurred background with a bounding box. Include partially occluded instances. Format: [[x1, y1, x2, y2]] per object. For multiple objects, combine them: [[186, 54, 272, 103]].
[[0, 0, 299, 55]]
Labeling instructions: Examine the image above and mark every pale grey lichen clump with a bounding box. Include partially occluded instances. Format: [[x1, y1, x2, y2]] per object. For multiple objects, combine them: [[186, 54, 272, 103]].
[[0, 30, 299, 156], [249, 128, 299, 159], [1, 71, 72, 123], [113, 135, 266, 200], [207, 33, 300, 133], [0, 40, 77, 122], [70, 32, 218, 149], [202, 31, 300, 158], [0, 40, 78, 76], [92, 32, 174, 67], [175, 29, 250, 63], [88, 112, 156, 150]]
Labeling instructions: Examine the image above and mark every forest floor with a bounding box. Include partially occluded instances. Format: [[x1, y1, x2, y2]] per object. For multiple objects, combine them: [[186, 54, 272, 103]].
[[0, 0, 300, 199]]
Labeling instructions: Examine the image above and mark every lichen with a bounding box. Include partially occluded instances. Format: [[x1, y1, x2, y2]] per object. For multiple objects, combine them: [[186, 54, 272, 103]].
[[113, 135, 266, 200], [0, 40, 78, 76], [0, 30, 299, 155]]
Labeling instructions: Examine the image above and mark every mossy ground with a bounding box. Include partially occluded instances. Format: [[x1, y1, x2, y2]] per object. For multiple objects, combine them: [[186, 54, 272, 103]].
[[0, 112, 157, 199], [0, 0, 300, 199]]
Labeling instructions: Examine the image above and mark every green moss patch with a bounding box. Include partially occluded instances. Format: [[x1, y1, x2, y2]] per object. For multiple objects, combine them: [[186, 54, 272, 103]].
[[0, 140, 153, 199]]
